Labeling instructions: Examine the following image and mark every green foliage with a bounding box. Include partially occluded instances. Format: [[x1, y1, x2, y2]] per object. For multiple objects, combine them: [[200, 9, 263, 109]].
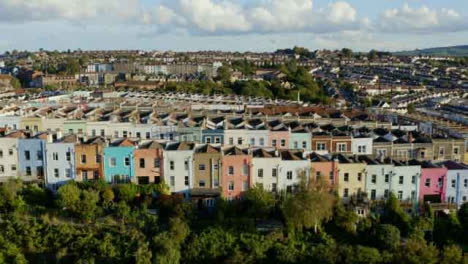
[[10, 77, 21, 89], [440, 244, 464, 264], [381, 192, 411, 236], [374, 224, 400, 251], [244, 185, 275, 219]]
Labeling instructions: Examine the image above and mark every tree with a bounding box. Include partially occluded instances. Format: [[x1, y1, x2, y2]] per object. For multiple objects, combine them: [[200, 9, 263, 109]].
[[440, 244, 463, 264], [76, 190, 100, 221], [381, 192, 411, 236], [368, 50, 378, 60], [342, 48, 354, 58], [215, 66, 231, 83], [244, 185, 275, 220], [57, 182, 80, 212], [282, 173, 335, 232], [102, 187, 115, 207], [353, 246, 382, 264], [374, 224, 400, 251], [395, 234, 439, 264], [457, 203, 468, 243], [114, 184, 138, 203]]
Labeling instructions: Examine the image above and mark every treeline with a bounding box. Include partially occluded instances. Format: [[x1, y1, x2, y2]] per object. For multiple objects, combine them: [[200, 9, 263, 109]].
[[0, 178, 467, 264], [163, 61, 331, 104]]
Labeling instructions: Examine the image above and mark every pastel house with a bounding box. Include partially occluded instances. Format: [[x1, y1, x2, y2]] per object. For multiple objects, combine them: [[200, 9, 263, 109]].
[[442, 161, 468, 207], [103, 138, 135, 183], [45, 134, 76, 190], [309, 152, 338, 186], [413, 160, 447, 203], [134, 140, 165, 184], [222, 147, 251, 199]]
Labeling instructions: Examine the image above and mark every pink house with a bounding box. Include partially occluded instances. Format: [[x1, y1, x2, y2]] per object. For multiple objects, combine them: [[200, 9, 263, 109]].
[[309, 152, 339, 187], [222, 147, 251, 200], [417, 161, 448, 203]]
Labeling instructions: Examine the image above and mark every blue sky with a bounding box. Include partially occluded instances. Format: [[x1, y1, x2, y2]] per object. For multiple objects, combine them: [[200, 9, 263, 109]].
[[0, 0, 467, 53]]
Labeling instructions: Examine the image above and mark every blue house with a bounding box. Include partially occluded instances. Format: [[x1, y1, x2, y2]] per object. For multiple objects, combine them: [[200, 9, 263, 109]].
[[18, 137, 46, 182], [103, 138, 135, 183], [202, 116, 225, 144], [45, 134, 77, 191]]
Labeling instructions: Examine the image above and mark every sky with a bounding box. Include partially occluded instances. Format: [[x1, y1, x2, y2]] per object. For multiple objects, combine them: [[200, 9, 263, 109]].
[[0, 0, 468, 53]]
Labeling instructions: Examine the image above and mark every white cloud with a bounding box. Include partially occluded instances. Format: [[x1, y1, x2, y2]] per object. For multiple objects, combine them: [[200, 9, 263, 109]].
[[0, 0, 139, 22], [378, 4, 467, 33]]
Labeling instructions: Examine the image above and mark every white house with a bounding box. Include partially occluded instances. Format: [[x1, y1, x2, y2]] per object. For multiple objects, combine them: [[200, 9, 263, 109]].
[[279, 150, 310, 192], [163, 142, 196, 198], [251, 148, 281, 192]]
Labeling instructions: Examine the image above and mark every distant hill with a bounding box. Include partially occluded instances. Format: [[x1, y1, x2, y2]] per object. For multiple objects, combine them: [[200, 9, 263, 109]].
[[394, 45, 468, 57]]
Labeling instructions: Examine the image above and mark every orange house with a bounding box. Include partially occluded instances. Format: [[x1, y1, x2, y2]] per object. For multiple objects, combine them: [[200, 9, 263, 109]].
[[309, 152, 338, 187], [222, 147, 251, 199], [75, 137, 105, 181], [134, 141, 165, 184]]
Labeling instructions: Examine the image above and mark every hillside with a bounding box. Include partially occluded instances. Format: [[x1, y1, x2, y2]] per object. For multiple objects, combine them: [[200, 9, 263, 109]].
[[394, 45, 468, 56]]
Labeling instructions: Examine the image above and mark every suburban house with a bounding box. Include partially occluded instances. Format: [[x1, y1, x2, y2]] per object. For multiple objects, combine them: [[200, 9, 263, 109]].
[[251, 148, 281, 192], [0, 131, 24, 181], [163, 142, 196, 197], [74, 136, 105, 182], [45, 134, 77, 190], [413, 160, 447, 203], [133, 141, 165, 184], [442, 161, 468, 207], [17, 134, 46, 182], [268, 120, 290, 149], [192, 144, 223, 207], [335, 154, 367, 203], [309, 152, 338, 187], [279, 150, 310, 192]]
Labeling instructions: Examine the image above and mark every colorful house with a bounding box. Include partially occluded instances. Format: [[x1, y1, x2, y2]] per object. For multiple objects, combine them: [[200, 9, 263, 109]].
[[134, 141, 165, 184], [63, 120, 87, 135], [20, 117, 44, 133], [103, 138, 135, 183], [309, 152, 338, 186], [202, 116, 224, 144], [251, 148, 281, 192], [335, 154, 367, 202], [268, 120, 290, 149], [414, 160, 447, 203], [45, 134, 76, 190], [0, 131, 24, 181], [192, 144, 223, 207], [163, 142, 196, 197], [279, 150, 310, 192], [75, 136, 105, 182], [18, 135, 46, 182], [289, 126, 311, 151], [222, 147, 251, 199], [442, 161, 468, 207]]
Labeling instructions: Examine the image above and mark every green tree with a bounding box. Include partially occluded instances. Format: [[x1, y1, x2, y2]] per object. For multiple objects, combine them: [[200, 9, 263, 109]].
[[374, 224, 400, 251], [244, 185, 275, 220], [458, 203, 468, 243], [368, 49, 378, 60], [282, 174, 335, 232], [76, 190, 100, 221], [342, 48, 354, 58], [395, 234, 439, 264], [440, 244, 463, 264], [57, 182, 80, 212], [381, 192, 411, 236]]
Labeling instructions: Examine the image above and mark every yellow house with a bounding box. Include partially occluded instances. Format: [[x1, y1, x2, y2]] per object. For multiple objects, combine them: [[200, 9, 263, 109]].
[[20, 117, 44, 133], [335, 154, 367, 203]]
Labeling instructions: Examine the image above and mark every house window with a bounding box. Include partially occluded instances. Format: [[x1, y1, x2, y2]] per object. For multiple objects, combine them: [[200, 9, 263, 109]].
[[438, 178, 443, 188], [344, 173, 349, 182], [213, 164, 219, 170], [358, 173, 362, 181], [65, 169, 71, 178], [136, 132, 141, 138], [199, 180, 205, 187], [0, 165, 4, 173], [343, 188, 349, 198], [215, 137, 221, 144], [451, 179, 456, 188], [259, 138, 265, 146], [228, 166, 234, 175], [114, 131, 119, 138], [96, 154, 101, 163], [53, 152, 59, 161], [37, 151, 43, 160], [0, 150, 3, 158], [412, 176, 416, 184], [398, 191, 403, 200], [425, 178, 430, 187], [228, 181, 234, 191], [337, 143, 347, 152], [25, 151, 30, 161], [139, 158, 145, 168], [124, 157, 130, 167], [316, 171, 321, 180], [330, 171, 334, 181], [294, 141, 298, 149], [258, 168, 263, 178], [81, 154, 87, 164], [371, 175, 377, 184], [146, 132, 150, 139], [199, 164, 205, 171], [122, 131, 128, 138], [385, 174, 389, 183], [170, 176, 175, 187], [237, 138, 243, 145], [371, 189, 376, 200], [243, 164, 249, 176], [153, 158, 160, 168], [229, 137, 234, 145], [454, 147, 459, 155], [205, 137, 212, 144], [439, 147, 445, 156], [272, 168, 277, 177], [280, 139, 286, 147], [242, 181, 248, 191], [272, 139, 277, 147], [384, 189, 389, 198], [184, 160, 189, 170], [399, 176, 404, 185], [286, 185, 293, 193], [250, 138, 255, 146], [358, 145, 367, 153], [272, 183, 277, 192], [287, 171, 293, 180], [170, 161, 174, 170], [54, 168, 59, 178], [302, 141, 307, 149], [317, 143, 326, 151], [377, 149, 387, 157], [411, 191, 416, 201], [100, 129, 105, 136], [82, 171, 88, 181], [11, 165, 16, 171], [464, 179, 468, 188], [110, 157, 116, 167], [184, 176, 189, 186], [66, 152, 71, 161], [91, 129, 96, 136], [26, 166, 31, 176]]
